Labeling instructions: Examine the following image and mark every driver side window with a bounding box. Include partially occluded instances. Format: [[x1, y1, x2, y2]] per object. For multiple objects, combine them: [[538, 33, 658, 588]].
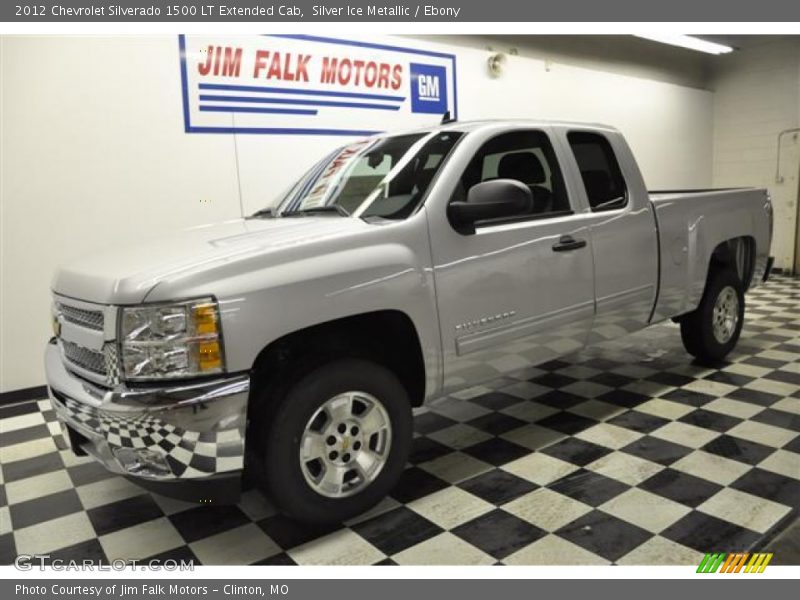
[[452, 130, 571, 226]]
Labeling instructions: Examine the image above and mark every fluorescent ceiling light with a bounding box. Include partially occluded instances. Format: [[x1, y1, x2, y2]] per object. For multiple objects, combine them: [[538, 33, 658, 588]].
[[635, 34, 734, 55]]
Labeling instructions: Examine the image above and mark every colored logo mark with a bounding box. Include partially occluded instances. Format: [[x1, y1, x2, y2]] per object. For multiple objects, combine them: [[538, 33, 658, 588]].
[[697, 552, 773, 573], [409, 63, 448, 114]]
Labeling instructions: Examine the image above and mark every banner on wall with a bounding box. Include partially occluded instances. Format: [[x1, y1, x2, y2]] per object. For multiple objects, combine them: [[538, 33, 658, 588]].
[[179, 34, 458, 136]]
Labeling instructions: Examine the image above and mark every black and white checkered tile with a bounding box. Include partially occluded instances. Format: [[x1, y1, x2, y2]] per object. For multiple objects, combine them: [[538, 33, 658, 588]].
[[2, 276, 799, 566]]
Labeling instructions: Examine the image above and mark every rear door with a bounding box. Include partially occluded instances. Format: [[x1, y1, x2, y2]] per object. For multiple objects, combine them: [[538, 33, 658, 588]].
[[427, 128, 597, 392], [560, 130, 659, 344]]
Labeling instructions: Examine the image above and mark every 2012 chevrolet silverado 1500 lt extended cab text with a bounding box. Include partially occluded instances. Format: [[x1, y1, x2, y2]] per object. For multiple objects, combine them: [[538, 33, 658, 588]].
[[46, 120, 774, 522]]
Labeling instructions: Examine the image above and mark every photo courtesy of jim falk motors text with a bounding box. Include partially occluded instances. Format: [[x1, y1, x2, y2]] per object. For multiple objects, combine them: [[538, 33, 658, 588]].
[[15, 583, 286, 596]]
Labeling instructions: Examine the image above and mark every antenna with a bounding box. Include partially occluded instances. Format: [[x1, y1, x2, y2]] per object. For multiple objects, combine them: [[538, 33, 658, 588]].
[[441, 111, 456, 125]]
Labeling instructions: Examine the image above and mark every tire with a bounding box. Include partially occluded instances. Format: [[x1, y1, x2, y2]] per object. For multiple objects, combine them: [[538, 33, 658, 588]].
[[680, 267, 745, 363], [258, 358, 412, 523]]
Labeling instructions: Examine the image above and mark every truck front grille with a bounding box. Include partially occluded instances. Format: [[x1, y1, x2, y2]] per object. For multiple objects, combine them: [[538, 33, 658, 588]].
[[62, 340, 106, 375], [54, 295, 120, 387], [58, 303, 104, 331]]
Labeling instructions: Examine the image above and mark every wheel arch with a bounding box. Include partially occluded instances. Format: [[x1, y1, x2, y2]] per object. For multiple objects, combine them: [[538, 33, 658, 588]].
[[675, 235, 755, 324], [707, 235, 757, 291], [247, 309, 428, 414]]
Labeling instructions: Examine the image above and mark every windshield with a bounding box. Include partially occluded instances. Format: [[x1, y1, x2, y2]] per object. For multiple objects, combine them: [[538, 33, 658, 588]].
[[270, 131, 463, 220]]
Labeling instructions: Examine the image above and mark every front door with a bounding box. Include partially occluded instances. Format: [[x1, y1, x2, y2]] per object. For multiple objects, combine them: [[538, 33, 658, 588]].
[[428, 129, 596, 392]]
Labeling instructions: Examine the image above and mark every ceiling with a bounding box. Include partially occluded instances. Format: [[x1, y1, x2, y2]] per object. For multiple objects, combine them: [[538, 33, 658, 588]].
[[695, 35, 800, 50]]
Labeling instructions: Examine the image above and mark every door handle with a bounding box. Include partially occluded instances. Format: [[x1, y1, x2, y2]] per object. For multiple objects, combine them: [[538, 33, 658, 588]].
[[552, 235, 587, 252]]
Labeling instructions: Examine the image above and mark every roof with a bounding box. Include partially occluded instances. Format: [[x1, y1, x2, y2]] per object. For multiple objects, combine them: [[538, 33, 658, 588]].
[[377, 118, 620, 137]]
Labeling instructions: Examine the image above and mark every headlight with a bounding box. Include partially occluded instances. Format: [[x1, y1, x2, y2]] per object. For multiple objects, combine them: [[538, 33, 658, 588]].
[[119, 297, 225, 381]]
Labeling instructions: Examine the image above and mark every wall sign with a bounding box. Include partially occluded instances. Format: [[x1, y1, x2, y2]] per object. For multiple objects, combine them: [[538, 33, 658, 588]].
[[179, 34, 458, 136]]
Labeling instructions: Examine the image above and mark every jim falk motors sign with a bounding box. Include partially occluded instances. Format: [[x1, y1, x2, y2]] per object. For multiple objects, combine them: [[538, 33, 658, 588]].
[[179, 34, 458, 136]]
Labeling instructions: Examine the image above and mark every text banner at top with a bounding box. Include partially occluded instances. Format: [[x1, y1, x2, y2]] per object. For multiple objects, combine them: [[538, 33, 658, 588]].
[[3, 0, 800, 22]]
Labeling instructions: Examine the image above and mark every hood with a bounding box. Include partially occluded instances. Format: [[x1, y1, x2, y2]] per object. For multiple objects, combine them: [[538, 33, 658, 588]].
[[52, 216, 371, 304]]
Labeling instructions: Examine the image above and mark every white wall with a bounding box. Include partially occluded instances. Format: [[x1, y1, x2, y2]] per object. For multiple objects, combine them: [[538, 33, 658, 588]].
[[1, 36, 243, 393], [1, 34, 715, 392], [710, 37, 800, 270], [414, 35, 712, 104]]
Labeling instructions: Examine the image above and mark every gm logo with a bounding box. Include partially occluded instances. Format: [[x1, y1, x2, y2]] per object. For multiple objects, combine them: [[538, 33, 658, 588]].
[[410, 63, 448, 115]]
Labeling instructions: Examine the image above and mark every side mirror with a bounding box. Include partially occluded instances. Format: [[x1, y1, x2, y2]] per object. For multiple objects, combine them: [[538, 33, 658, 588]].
[[447, 179, 533, 234]]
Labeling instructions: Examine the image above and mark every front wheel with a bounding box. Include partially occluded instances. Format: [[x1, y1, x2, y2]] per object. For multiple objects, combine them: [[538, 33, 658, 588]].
[[259, 358, 412, 523], [680, 267, 745, 363]]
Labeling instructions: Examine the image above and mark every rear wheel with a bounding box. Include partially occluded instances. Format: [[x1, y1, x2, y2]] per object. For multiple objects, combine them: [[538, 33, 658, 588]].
[[258, 358, 412, 523], [680, 267, 745, 363]]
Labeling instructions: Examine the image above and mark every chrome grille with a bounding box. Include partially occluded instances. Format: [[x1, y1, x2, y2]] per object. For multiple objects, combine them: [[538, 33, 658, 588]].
[[54, 295, 119, 387], [62, 340, 106, 375], [59, 303, 104, 331]]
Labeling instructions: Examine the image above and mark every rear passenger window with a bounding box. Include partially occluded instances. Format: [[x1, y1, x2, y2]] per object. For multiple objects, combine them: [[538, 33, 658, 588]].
[[568, 132, 627, 211]]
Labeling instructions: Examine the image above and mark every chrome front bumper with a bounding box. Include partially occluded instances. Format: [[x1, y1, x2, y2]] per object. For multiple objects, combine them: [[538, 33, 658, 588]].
[[45, 340, 249, 502]]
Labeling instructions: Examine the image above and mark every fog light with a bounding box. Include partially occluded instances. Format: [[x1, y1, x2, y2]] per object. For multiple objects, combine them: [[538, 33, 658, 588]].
[[113, 447, 172, 478]]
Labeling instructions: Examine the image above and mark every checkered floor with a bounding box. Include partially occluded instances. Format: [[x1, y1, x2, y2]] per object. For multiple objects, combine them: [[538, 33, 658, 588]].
[[2, 276, 799, 566]]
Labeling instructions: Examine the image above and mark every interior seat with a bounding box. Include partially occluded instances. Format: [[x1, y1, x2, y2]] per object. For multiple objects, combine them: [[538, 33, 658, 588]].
[[580, 170, 614, 206], [497, 152, 554, 213]]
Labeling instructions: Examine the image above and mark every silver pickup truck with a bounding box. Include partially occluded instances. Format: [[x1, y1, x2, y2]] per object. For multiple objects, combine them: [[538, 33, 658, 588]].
[[46, 119, 774, 522]]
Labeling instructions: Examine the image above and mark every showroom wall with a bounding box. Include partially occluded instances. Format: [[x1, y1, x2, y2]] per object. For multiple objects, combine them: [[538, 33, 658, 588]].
[[1, 34, 716, 392], [710, 37, 800, 271]]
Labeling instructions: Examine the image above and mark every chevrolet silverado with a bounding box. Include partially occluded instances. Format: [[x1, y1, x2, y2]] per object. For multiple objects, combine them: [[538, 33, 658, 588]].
[[46, 120, 774, 522]]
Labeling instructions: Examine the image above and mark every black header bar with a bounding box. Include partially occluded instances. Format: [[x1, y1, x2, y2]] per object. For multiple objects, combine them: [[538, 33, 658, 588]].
[[3, 0, 800, 22]]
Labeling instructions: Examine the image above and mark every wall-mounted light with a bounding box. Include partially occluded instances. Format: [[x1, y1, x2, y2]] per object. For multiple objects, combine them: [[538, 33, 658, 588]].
[[487, 52, 506, 78], [635, 34, 734, 55]]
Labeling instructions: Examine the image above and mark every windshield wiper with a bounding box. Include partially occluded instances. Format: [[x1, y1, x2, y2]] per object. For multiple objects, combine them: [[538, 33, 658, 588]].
[[283, 205, 350, 217], [249, 208, 277, 219]]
